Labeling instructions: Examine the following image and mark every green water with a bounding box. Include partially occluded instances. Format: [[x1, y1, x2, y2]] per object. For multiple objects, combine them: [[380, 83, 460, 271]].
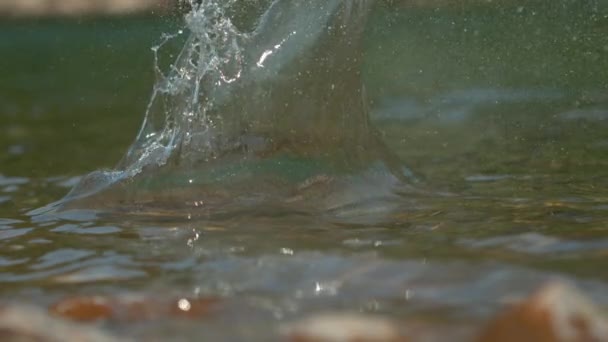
[[1, 2, 608, 340]]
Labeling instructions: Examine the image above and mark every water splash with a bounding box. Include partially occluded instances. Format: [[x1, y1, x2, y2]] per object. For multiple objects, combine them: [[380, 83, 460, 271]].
[[46, 0, 413, 219]]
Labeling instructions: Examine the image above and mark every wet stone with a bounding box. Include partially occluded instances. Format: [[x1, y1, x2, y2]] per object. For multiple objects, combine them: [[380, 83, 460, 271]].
[[477, 282, 608, 342], [50, 295, 220, 322], [0, 304, 123, 342], [281, 313, 406, 342], [50, 297, 113, 322]]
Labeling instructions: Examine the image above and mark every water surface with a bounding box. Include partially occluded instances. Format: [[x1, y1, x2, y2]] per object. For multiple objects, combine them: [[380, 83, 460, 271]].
[[1, 1, 608, 340]]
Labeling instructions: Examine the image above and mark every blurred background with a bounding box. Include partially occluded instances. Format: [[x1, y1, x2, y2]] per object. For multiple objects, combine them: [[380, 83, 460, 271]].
[[1, 0, 607, 196], [0, 0, 183, 185], [0, 0, 172, 17]]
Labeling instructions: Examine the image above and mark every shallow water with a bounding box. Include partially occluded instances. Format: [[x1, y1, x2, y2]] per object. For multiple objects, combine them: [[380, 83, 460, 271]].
[[1, 1, 608, 340]]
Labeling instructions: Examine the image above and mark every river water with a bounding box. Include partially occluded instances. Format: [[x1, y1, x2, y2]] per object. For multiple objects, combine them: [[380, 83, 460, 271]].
[[1, 1, 608, 340]]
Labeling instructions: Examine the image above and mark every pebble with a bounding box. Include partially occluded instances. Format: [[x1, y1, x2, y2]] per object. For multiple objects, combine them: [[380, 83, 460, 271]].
[[0, 304, 126, 342], [281, 312, 406, 342], [477, 281, 608, 342], [50, 295, 220, 322]]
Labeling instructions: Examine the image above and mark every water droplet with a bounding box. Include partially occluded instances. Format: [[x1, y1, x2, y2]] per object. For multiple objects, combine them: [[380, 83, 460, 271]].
[[177, 298, 191, 311]]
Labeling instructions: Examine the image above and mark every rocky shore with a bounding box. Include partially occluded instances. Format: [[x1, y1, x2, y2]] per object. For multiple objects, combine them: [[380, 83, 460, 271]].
[[0, 0, 173, 17]]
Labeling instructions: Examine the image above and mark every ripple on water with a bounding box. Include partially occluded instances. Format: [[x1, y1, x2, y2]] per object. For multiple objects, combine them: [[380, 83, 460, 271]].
[[0, 218, 22, 229], [0, 175, 28, 195], [0, 175, 29, 187], [146, 252, 608, 320], [51, 223, 122, 235], [0, 228, 33, 241], [30, 249, 96, 270], [52, 265, 147, 284], [459, 233, 608, 255], [0, 256, 29, 267], [46, 176, 83, 189], [0, 250, 144, 283]]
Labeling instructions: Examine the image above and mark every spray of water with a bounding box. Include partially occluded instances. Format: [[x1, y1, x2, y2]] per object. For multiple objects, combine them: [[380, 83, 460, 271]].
[[50, 0, 413, 219]]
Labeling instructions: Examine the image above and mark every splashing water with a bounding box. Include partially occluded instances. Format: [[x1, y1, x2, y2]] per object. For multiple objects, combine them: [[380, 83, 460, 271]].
[[41, 0, 413, 220], [5, 2, 608, 340]]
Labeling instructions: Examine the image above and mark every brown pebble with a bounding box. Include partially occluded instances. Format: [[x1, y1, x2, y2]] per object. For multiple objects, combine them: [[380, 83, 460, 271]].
[[1, 304, 122, 341], [50, 296, 113, 322], [281, 312, 407, 342], [477, 282, 608, 342], [50, 295, 220, 323]]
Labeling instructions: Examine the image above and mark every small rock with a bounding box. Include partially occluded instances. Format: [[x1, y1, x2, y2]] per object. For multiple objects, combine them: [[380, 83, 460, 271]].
[[50, 295, 219, 322], [477, 282, 608, 342], [50, 296, 113, 322], [281, 312, 406, 342], [0, 304, 125, 342]]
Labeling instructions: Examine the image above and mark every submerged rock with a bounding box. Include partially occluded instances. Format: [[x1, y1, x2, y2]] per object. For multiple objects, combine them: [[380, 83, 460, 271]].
[[50, 295, 220, 322], [0, 304, 125, 342], [0, 0, 171, 17], [280, 313, 406, 342], [477, 282, 608, 342]]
